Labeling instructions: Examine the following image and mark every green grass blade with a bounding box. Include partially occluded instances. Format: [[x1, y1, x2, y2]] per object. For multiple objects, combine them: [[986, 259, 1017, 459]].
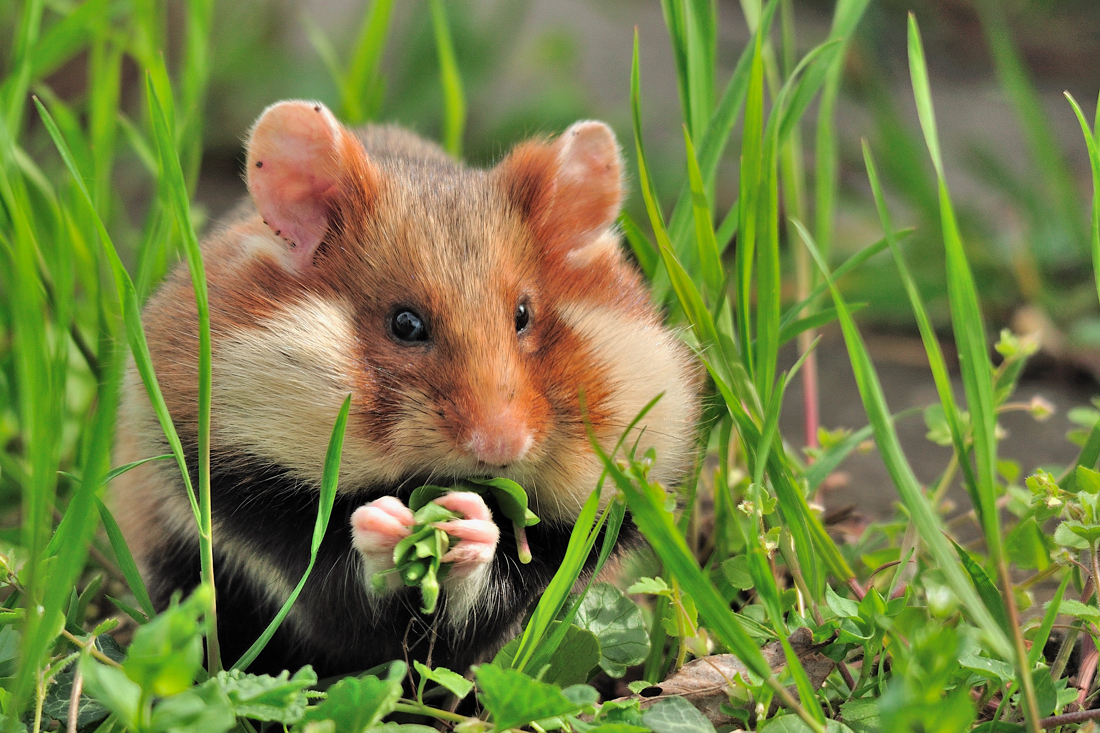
[[862, 141, 981, 519], [815, 0, 872, 256], [631, 30, 733, 388], [905, 40, 1038, 723], [1065, 93, 1100, 311], [1030, 573, 1071, 668], [35, 95, 202, 521], [977, 0, 1084, 259], [233, 396, 350, 671], [909, 20, 1007, 587], [146, 73, 220, 673], [778, 304, 864, 346], [794, 217, 1012, 660], [511, 485, 604, 673], [683, 126, 724, 301], [591, 437, 822, 730], [342, 0, 395, 123], [429, 0, 465, 157], [96, 498, 155, 619], [953, 540, 1010, 635], [652, 0, 778, 304], [778, 231, 903, 332], [618, 211, 658, 280], [736, 32, 765, 378]]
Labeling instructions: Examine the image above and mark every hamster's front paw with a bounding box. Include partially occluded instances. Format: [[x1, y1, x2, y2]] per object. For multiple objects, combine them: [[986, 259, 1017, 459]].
[[432, 491, 500, 577], [351, 496, 415, 578]]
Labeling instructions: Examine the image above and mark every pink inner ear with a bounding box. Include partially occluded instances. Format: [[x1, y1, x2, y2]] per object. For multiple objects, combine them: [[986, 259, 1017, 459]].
[[552, 121, 623, 242], [246, 101, 345, 269]]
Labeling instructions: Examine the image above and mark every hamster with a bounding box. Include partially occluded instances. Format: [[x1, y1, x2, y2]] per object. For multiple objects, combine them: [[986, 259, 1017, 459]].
[[111, 100, 701, 678]]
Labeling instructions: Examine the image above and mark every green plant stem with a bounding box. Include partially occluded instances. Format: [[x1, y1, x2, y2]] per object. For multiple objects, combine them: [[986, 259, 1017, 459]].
[[1040, 708, 1100, 729], [61, 629, 123, 669], [393, 702, 467, 723]]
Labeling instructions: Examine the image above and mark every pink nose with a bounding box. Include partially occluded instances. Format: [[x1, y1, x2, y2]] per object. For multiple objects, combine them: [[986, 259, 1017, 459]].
[[466, 411, 532, 466]]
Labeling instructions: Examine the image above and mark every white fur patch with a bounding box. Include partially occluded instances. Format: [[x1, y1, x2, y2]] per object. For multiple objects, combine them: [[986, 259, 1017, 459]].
[[557, 302, 698, 487], [213, 297, 387, 488]]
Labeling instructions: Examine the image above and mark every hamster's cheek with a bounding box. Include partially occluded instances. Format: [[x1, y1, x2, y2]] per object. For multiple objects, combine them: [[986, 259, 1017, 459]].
[[555, 301, 700, 485], [211, 296, 399, 486]]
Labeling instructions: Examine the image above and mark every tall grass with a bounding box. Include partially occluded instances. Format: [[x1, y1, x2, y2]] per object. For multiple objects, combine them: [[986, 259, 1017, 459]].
[[3, 1, 1100, 731]]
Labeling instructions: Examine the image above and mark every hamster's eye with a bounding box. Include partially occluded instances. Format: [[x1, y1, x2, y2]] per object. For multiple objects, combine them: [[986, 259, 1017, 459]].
[[390, 309, 428, 342], [514, 302, 531, 333]]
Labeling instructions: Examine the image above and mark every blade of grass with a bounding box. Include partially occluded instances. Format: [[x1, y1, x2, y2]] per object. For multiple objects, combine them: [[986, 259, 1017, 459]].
[[976, 0, 1084, 262], [146, 73, 220, 674], [96, 498, 155, 619], [619, 211, 658, 280], [862, 142, 981, 526], [683, 126, 724, 302], [778, 231, 905, 332], [341, 0, 395, 123], [907, 17, 1038, 730], [1065, 92, 1100, 312], [794, 217, 1012, 660], [512, 394, 664, 674], [234, 396, 350, 670], [429, 0, 465, 157], [652, 0, 779, 303], [34, 98, 202, 524]]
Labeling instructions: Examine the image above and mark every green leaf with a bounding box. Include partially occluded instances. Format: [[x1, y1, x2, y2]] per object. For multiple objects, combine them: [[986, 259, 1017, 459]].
[[214, 666, 317, 723], [494, 622, 600, 687], [124, 586, 210, 697], [413, 661, 473, 701], [42, 663, 110, 729], [1053, 522, 1091, 550], [150, 682, 235, 733], [1004, 517, 1049, 571], [574, 583, 650, 677], [96, 497, 155, 619], [79, 657, 141, 730], [721, 555, 754, 591], [1077, 465, 1100, 494], [641, 696, 717, 733], [952, 541, 1010, 636], [299, 666, 403, 733], [475, 664, 586, 731], [628, 577, 670, 595], [838, 699, 879, 733], [467, 477, 540, 527], [1031, 665, 1057, 719]]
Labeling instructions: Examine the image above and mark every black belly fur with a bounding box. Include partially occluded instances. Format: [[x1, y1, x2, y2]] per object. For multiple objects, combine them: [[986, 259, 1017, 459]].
[[144, 453, 630, 679]]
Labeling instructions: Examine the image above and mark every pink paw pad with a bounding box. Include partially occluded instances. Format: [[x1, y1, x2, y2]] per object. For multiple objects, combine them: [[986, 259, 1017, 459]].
[[432, 492, 500, 573], [351, 496, 415, 564]]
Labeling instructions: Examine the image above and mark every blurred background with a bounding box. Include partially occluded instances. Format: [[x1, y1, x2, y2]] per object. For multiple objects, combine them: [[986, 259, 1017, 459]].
[[6, 0, 1100, 523]]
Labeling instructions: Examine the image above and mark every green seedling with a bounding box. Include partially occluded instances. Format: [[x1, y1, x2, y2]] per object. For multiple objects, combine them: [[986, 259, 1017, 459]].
[[391, 501, 457, 615], [410, 478, 540, 564]]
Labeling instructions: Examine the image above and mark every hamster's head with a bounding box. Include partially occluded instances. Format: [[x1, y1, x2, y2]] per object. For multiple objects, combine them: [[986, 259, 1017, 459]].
[[160, 100, 700, 521]]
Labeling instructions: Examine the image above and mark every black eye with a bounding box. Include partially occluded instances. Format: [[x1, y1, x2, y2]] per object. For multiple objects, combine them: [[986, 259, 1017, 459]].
[[514, 302, 531, 333], [391, 309, 428, 342]]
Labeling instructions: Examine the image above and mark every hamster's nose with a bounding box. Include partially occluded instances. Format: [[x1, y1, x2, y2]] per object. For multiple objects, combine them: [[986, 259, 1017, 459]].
[[466, 409, 533, 466]]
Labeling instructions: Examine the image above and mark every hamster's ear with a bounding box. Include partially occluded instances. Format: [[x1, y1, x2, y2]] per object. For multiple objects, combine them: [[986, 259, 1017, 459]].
[[246, 100, 378, 270], [497, 120, 622, 251]]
